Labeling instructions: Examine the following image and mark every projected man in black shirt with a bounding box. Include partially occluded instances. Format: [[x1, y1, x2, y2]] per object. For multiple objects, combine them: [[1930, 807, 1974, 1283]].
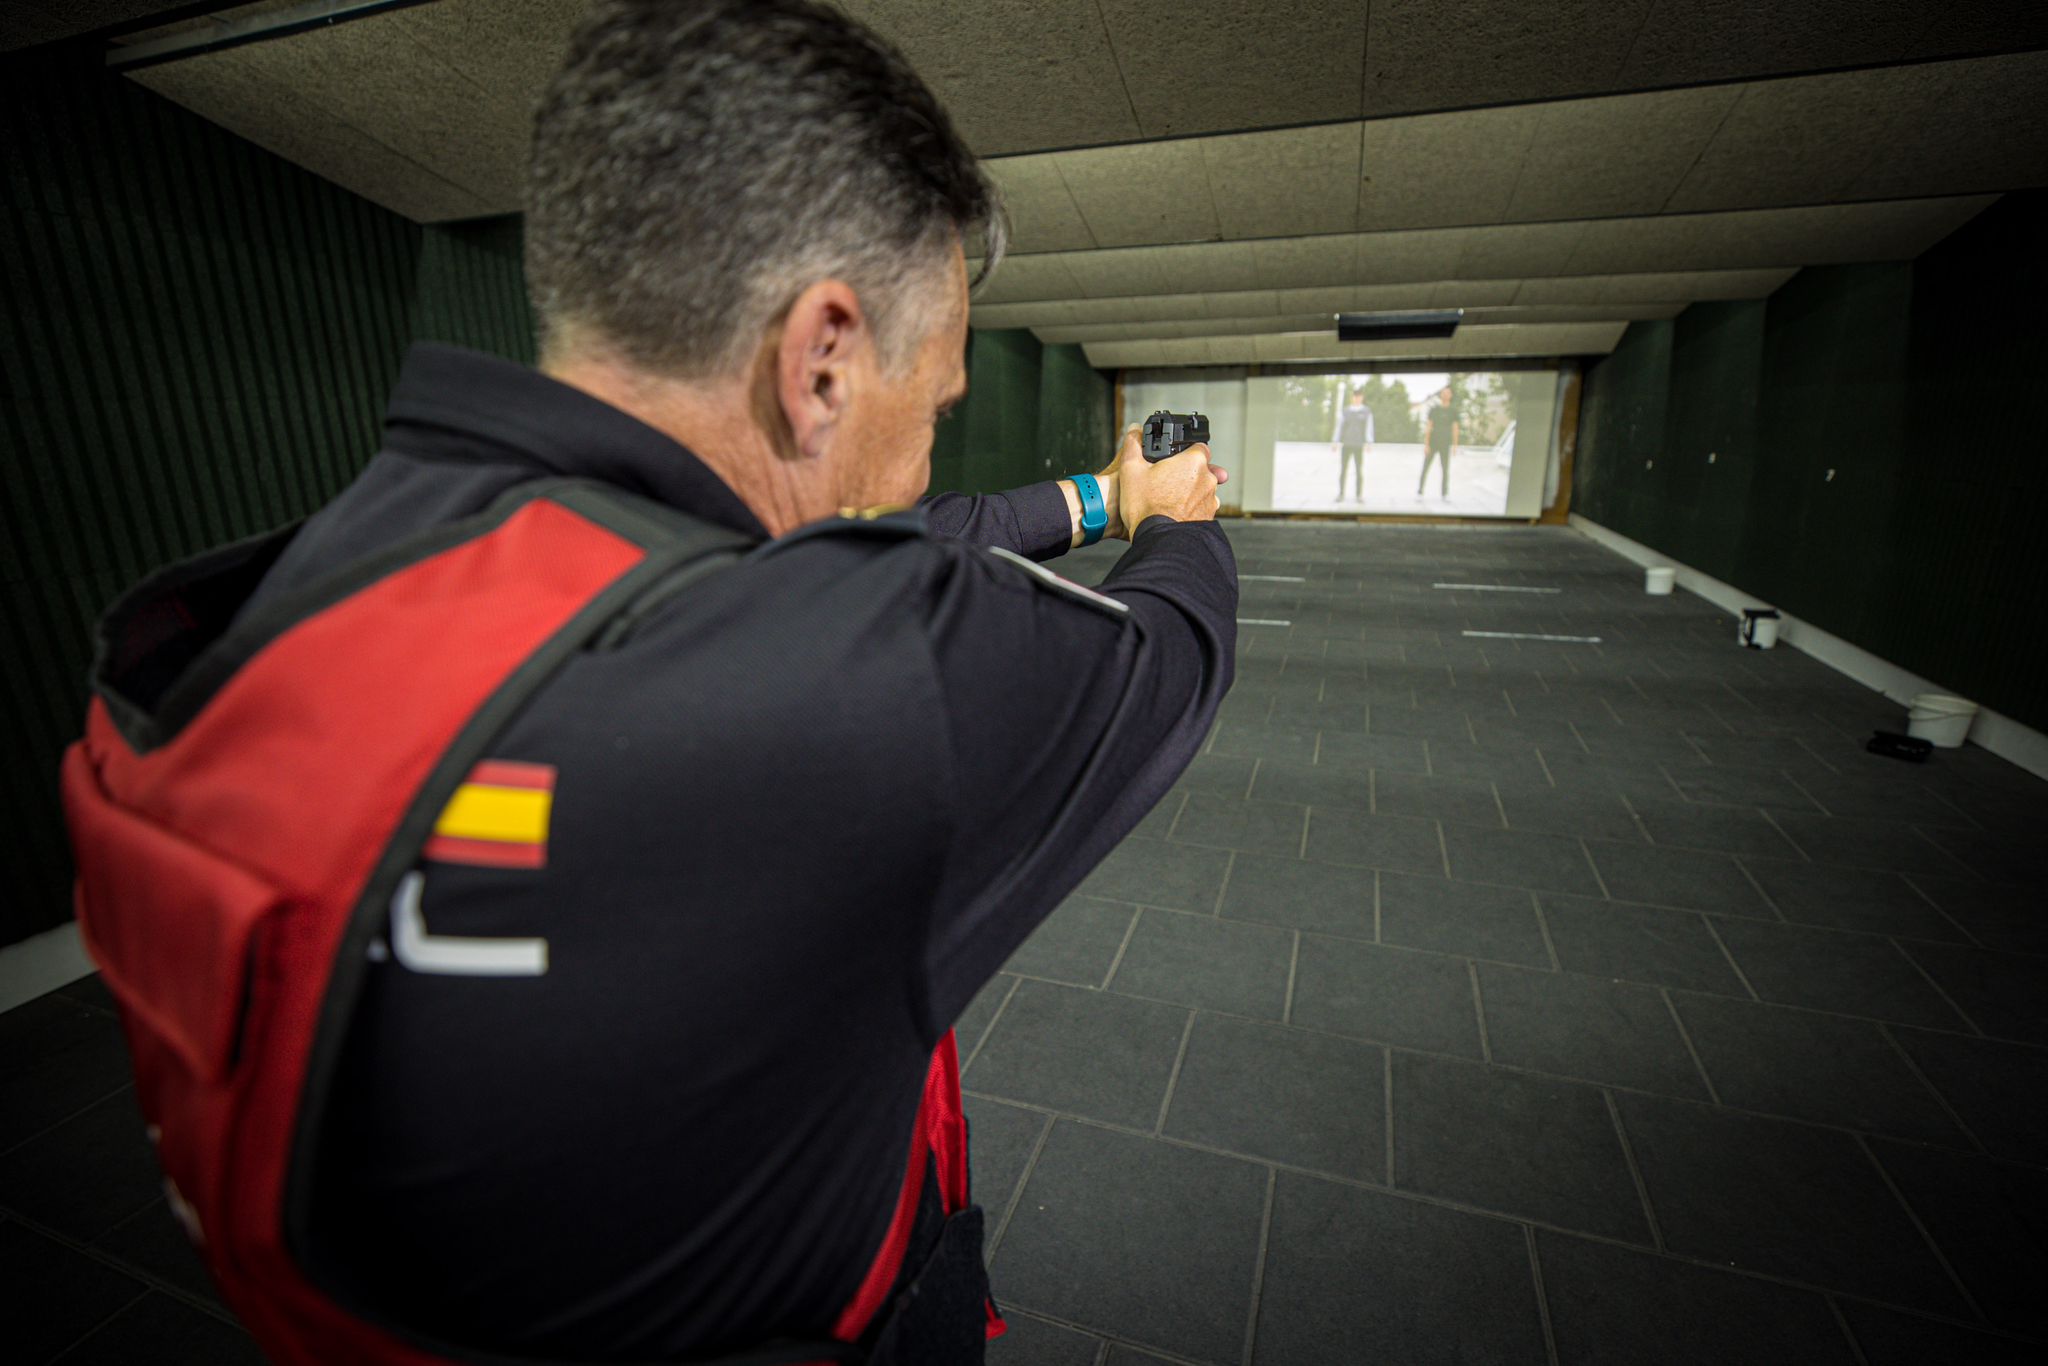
[[1420, 382, 1458, 499]]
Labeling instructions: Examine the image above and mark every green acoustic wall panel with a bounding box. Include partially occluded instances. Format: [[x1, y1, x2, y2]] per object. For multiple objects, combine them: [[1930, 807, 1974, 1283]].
[[929, 329, 1114, 498], [960, 328, 1044, 493], [414, 216, 535, 363], [2, 52, 424, 945], [1037, 341, 1115, 480], [1662, 300, 1764, 579], [1574, 191, 2048, 733]]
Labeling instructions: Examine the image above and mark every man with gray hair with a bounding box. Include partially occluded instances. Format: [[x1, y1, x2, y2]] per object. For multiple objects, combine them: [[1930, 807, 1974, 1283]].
[[66, 2, 1237, 1363]]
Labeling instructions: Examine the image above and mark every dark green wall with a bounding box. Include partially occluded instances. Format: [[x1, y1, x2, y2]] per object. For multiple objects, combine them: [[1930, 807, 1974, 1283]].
[[930, 329, 1115, 496], [415, 215, 535, 364], [1575, 191, 2048, 731], [2, 57, 543, 949], [2, 53, 427, 945]]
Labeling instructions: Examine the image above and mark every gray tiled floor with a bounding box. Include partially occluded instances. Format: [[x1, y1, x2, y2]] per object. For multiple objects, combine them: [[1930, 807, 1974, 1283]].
[[976, 523, 2048, 1364], [7, 522, 2046, 1365]]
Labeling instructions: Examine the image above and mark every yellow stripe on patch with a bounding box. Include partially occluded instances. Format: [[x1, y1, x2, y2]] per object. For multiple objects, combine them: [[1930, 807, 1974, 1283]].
[[434, 784, 552, 845]]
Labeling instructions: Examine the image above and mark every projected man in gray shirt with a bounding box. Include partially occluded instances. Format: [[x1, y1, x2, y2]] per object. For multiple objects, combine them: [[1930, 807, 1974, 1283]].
[[1337, 389, 1374, 502]]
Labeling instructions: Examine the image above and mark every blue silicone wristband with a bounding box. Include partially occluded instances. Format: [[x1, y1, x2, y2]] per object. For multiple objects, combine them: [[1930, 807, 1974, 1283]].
[[1072, 473, 1108, 547]]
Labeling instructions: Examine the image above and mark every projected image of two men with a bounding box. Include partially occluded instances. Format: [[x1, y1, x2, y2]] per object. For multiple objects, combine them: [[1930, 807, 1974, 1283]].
[[1268, 370, 1527, 516]]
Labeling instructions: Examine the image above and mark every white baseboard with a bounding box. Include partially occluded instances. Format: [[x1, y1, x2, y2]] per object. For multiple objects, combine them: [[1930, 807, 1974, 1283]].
[[1569, 514, 2048, 782], [0, 921, 93, 1015]]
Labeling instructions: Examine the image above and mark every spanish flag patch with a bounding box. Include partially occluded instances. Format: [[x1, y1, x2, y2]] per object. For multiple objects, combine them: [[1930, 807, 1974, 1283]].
[[423, 760, 556, 869]]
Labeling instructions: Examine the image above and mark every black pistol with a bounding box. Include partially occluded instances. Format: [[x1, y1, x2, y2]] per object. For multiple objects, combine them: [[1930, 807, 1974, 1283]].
[[1141, 410, 1210, 462]]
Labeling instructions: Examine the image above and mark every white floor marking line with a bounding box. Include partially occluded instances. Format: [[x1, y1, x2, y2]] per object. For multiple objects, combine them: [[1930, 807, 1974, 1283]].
[[1240, 574, 1307, 582], [1433, 583, 1562, 594], [1462, 630, 1602, 644], [1237, 618, 1294, 627]]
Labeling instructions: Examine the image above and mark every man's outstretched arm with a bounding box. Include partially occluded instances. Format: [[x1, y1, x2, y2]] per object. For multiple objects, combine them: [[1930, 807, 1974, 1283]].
[[919, 467, 1126, 562]]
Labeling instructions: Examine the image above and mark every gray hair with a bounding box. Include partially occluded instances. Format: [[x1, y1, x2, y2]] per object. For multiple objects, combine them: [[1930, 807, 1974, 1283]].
[[526, 0, 1006, 376]]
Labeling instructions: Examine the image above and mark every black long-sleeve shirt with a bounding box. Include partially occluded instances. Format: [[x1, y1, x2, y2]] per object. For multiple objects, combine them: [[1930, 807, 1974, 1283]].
[[268, 345, 1236, 1358]]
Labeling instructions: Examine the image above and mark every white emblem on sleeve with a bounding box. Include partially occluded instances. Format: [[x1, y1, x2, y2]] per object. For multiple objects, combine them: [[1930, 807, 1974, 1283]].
[[987, 547, 1130, 616], [389, 871, 549, 976]]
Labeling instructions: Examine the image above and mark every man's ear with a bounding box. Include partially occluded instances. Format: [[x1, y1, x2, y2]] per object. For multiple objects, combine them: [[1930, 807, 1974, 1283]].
[[774, 279, 866, 460]]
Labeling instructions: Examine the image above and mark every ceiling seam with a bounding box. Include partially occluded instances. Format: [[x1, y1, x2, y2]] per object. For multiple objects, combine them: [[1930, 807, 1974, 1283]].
[[1612, 0, 1663, 87], [1357, 0, 1372, 132], [977, 190, 2005, 266], [968, 42, 2048, 163], [1655, 82, 1750, 215], [1089, 0, 1145, 145]]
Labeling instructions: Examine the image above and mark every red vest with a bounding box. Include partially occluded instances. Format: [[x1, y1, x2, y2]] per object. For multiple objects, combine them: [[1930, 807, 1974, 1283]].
[[61, 483, 997, 1363]]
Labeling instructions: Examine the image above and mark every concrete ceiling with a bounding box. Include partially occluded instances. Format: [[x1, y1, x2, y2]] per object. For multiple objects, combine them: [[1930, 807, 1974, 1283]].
[[53, 0, 2048, 367]]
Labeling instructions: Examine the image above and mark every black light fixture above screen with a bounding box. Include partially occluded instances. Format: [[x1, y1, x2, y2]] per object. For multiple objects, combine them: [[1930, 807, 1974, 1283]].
[[1334, 309, 1465, 342]]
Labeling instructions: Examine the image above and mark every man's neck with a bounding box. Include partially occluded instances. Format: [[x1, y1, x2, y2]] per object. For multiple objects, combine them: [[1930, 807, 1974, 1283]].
[[543, 355, 832, 538]]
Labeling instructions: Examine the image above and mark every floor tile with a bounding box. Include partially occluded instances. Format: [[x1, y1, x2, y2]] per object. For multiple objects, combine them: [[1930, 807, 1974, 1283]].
[[1584, 841, 1776, 916], [1426, 740, 1552, 787], [1441, 824, 1602, 896], [91, 1200, 220, 1307], [1790, 773, 1981, 828], [1907, 877, 2048, 954], [1896, 940, 2048, 1044], [1665, 765, 1823, 812], [58, 1291, 263, 1366], [1627, 796, 1803, 859], [1005, 896, 1138, 987], [1364, 706, 1475, 741], [1888, 1028, 2048, 1165], [1839, 1302, 2045, 1366], [1291, 938, 1483, 1058], [1495, 784, 1646, 843], [1, 1218, 147, 1364], [1209, 721, 1320, 765], [1614, 1094, 1965, 1313], [1768, 813, 1974, 878], [1164, 1015, 1385, 1181], [968, 1095, 1051, 1226], [1392, 1053, 1648, 1241], [1379, 872, 1550, 968], [1742, 858, 1970, 940], [54, 974, 119, 1015], [1078, 838, 1233, 912], [1371, 771, 1503, 827], [1174, 753, 1256, 799], [1303, 808, 1445, 875], [1218, 853, 1377, 937], [1670, 993, 1965, 1143], [966, 981, 1191, 1130], [1169, 793, 1306, 857], [1869, 1140, 2048, 1335], [992, 1123, 1265, 1363], [1245, 759, 1372, 812], [1536, 1229, 1858, 1366], [1918, 823, 2048, 886], [1540, 752, 1688, 802], [986, 1312, 1105, 1366], [0, 1088, 160, 1243], [0, 995, 133, 1152], [1128, 790, 1185, 840], [1252, 1173, 1547, 1366], [1476, 965, 1709, 1098], [1538, 894, 1745, 994], [1108, 909, 1294, 1019], [955, 974, 1020, 1058], [1314, 731, 1431, 776], [1710, 919, 1970, 1030]]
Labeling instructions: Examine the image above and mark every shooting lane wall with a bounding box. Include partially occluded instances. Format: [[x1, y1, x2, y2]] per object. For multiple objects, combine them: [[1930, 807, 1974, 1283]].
[[1574, 190, 2048, 733], [930, 328, 1116, 496], [1, 52, 539, 951]]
